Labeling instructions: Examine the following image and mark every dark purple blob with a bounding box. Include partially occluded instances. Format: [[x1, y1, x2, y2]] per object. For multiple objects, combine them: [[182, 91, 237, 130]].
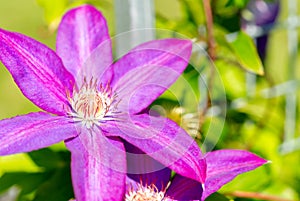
[[241, 0, 280, 60]]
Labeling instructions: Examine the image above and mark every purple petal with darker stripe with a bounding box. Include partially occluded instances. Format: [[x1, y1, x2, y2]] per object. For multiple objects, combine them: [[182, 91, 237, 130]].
[[0, 112, 77, 155]]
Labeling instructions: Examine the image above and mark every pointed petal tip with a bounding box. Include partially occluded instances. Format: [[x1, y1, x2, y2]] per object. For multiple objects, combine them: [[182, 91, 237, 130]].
[[202, 149, 269, 200], [62, 4, 104, 24], [0, 28, 75, 115], [201, 183, 205, 191], [57, 3, 112, 83], [252, 153, 269, 166]]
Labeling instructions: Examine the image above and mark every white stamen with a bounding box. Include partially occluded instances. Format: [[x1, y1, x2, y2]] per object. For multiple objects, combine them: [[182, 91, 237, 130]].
[[125, 183, 165, 201], [67, 78, 116, 128], [125, 183, 175, 201]]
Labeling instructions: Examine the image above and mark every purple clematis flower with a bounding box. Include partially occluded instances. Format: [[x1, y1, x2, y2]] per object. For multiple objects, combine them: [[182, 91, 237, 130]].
[[124, 146, 268, 201], [0, 5, 208, 201]]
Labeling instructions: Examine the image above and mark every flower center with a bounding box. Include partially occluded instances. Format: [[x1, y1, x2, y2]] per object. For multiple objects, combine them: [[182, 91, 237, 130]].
[[67, 79, 115, 128], [125, 184, 169, 201]]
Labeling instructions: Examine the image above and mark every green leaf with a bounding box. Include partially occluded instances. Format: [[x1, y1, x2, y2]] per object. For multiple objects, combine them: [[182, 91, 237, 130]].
[[159, 65, 200, 113], [228, 31, 264, 75], [225, 0, 249, 8], [27, 148, 64, 170], [206, 192, 230, 201], [33, 166, 74, 201], [215, 59, 247, 99], [181, 0, 205, 26], [0, 172, 50, 194]]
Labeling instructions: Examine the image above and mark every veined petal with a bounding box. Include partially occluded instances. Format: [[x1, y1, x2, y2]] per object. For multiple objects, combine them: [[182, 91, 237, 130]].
[[65, 128, 126, 201], [0, 112, 77, 156], [112, 39, 192, 84], [125, 142, 171, 191], [0, 29, 75, 115], [202, 149, 268, 200], [165, 174, 203, 200], [102, 114, 206, 184], [112, 39, 192, 114], [57, 5, 113, 85], [80, 39, 113, 86]]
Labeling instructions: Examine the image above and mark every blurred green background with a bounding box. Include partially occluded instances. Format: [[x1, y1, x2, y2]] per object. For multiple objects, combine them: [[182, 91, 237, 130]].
[[0, 0, 300, 200]]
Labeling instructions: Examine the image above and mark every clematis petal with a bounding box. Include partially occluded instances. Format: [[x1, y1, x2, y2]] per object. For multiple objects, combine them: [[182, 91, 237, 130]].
[[0, 29, 75, 115], [57, 5, 113, 85], [102, 114, 206, 184], [202, 149, 268, 200], [165, 174, 203, 200], [65, 128, 126, 201], [112, 39, 192, 114], [0, 112, 77, 156], [125, 142, 171, 191]]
